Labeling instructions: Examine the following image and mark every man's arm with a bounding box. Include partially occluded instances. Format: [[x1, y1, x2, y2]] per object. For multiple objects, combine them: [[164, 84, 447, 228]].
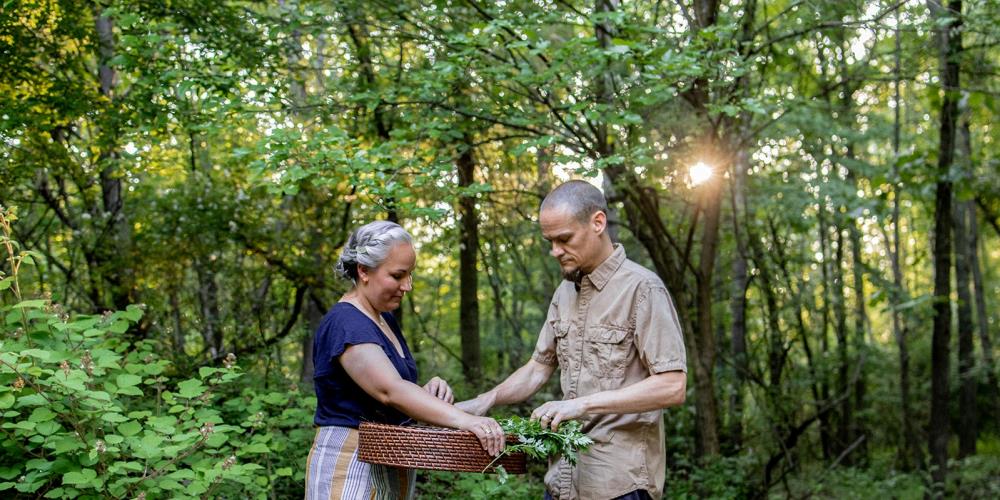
[[456, 359, 556, 416], [531, 370, 686, 430]]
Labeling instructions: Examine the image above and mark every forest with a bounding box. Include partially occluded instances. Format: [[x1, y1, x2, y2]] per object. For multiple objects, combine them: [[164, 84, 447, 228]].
[[1, 0, 999, 498]]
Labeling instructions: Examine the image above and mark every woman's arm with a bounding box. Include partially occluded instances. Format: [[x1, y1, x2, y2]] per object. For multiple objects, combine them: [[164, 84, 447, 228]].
[[340, 343, 504, 455]]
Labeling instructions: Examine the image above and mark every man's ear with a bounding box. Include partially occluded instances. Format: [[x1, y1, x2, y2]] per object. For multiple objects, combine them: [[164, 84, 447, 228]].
[[591, 210, 607, 235]]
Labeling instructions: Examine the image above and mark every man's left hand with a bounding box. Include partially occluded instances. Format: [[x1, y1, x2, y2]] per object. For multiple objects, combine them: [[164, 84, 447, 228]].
[[531, 399, 586, 430]]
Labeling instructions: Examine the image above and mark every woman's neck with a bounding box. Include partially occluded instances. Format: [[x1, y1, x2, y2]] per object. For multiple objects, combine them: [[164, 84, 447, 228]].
[[343, 292, 383, 323]]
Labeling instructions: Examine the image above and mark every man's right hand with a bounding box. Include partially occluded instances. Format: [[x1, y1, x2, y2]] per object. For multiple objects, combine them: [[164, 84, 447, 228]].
[[455, 395, 492, 416]]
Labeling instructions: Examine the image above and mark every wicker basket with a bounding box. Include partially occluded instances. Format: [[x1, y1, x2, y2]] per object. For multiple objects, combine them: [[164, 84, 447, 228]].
[[357, 422, 527, 474]]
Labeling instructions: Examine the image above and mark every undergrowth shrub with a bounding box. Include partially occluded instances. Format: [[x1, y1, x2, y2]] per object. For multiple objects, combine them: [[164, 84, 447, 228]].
[[0, 206, 312, 498]]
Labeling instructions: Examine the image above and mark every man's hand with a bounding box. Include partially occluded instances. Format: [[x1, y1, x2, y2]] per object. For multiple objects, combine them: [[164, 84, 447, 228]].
[[423, 376, 454, 404], [455, 395, 493, 416], [531, 399, 587, 430]]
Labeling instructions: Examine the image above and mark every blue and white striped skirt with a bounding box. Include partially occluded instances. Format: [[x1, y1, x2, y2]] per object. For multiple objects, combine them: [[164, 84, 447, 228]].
[[305, 426, 416, 500]]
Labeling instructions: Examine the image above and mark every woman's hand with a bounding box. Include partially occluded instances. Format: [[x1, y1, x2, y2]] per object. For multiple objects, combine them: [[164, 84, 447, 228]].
[[422, 376, 454, 404], [459, 415, 505, 457]]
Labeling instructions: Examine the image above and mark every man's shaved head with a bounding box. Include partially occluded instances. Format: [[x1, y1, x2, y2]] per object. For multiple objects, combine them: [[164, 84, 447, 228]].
[[539, 180, 608, 223]]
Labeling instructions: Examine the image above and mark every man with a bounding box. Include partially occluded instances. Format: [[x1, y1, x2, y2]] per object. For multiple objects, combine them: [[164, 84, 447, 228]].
[[458, 180, 687, 500]]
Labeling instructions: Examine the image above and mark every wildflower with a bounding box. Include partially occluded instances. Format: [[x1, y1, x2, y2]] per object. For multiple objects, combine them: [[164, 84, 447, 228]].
[[223, 352, 236, 369], [80, 350, 94, 376], [13, 377, 25, 391], [60, 360, 70, 378], [199, 422, 215, 438], [95, 440, 106, 453], [221, 455, 236, 470]]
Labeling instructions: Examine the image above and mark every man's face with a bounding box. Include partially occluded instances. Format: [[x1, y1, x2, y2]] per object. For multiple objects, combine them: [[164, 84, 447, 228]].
[[539, 207, 604, 282]]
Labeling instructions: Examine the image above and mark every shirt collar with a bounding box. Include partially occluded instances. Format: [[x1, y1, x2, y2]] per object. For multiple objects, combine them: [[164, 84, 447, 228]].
[[582, 244, 625, 292]]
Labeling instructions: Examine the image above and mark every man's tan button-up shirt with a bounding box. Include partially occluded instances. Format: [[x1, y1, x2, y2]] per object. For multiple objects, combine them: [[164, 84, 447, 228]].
[[531, 245, 687, 500]]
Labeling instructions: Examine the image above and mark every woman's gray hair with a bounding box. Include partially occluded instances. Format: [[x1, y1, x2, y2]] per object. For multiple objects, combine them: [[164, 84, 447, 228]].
[[335, 220, 413, 282]]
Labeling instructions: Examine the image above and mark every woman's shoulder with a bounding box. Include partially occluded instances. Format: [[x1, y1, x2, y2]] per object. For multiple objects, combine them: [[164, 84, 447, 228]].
[[318, 303, 370, 335]]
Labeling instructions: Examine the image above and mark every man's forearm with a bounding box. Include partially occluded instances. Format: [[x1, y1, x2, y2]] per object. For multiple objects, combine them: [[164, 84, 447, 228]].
[[460, 360, 555, 415], [579, 371, 686, 414]]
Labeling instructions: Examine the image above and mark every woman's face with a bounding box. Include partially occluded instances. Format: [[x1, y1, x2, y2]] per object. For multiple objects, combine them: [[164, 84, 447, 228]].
[[358, 242, 416, 312]]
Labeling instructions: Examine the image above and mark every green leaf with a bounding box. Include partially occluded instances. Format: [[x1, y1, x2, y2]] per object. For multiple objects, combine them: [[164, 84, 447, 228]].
[[62, 468, 97, 486], [177, 379, 205, 399], [123, 304, 144, 322], [242, 443, 270, 454], [15, 394, 46, 406], [28, 407, 56, 422], [13, 299, 46, 309], [35, 420, 60, 436], [0, 393, 14, 409], [0, 277, 13, 290], [117, 421, 142, 437], [102, 412, 129, 423], [21, 349, 50, 361], [116, 386, 143, 396], [116, 374, 142, 387]]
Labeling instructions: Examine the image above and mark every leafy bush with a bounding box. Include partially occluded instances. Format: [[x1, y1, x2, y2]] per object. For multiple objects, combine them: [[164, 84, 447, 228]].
[[0, 207, 299, 498]]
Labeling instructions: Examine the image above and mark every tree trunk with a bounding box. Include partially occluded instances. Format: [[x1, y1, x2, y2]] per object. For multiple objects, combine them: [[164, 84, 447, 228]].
[[693, 148, 723, 457], [954, 104, 976, 458], [93, 7, 132, 312], [970, 204, 1000, 427], [458, 140, 481, 385], [593, 0, 624, 244], [833, 227, 851, 461], [728, 138, 750, 451], [818, 206, 834, 461], [302, 293, 322, 393], [928, 0, 962, 490], [889, 13, 923, 470]]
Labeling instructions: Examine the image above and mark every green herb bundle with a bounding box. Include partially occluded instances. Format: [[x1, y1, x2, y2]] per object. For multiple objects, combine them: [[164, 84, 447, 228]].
[[498, 416, 594, 466], [483, 416, 593, 484]]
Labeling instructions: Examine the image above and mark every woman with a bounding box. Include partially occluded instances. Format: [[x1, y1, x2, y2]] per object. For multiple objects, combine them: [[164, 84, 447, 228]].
[[306, 220, 504, 500]]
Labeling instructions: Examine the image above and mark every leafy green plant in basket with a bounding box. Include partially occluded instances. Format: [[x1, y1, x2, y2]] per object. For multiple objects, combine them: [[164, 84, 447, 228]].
[[484, 416, 594, 484]]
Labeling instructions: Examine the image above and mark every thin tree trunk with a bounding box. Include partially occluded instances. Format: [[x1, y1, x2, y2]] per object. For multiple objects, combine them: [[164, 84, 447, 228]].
[[693, 149, 723, 457], [93, 7, 132, 312], [928, 0, 962, 490], [833, 228, 851, 461], [170, 289, 185, 354], [954, 102, 977, 458], [818, 206, 834, 461], [728, 138, 750, 451], [848, 222, 868, 464], [458, 139, 481, 385], [302, 294, 321, 392], [889, 11, 923, 470], [970, 205, 1000, 427]]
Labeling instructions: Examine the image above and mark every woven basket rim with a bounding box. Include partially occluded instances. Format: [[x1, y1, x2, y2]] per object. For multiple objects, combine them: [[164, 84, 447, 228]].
[[357, 421, 527, 473]]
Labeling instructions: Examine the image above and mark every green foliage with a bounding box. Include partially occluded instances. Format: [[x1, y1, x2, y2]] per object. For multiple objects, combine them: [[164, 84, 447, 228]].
[[0, 207, 314, 498], [498, 416, 594, 467]]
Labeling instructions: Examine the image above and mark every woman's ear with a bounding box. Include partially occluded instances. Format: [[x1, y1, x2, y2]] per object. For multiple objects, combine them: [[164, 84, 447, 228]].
[[357, 264, 370, 284]]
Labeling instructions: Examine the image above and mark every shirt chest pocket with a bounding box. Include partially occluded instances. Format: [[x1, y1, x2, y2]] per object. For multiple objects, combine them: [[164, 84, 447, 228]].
[[552, 320, 572, 366], [584, 325, 634, 385]]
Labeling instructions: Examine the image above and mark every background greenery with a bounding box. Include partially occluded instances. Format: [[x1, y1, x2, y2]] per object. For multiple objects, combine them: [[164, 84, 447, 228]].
[[2, 0, 999, 498]]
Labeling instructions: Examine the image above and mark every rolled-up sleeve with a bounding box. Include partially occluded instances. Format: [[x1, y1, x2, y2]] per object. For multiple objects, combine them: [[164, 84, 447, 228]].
[[531, 298, 560, 366], [633, 282, 687, 374]]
